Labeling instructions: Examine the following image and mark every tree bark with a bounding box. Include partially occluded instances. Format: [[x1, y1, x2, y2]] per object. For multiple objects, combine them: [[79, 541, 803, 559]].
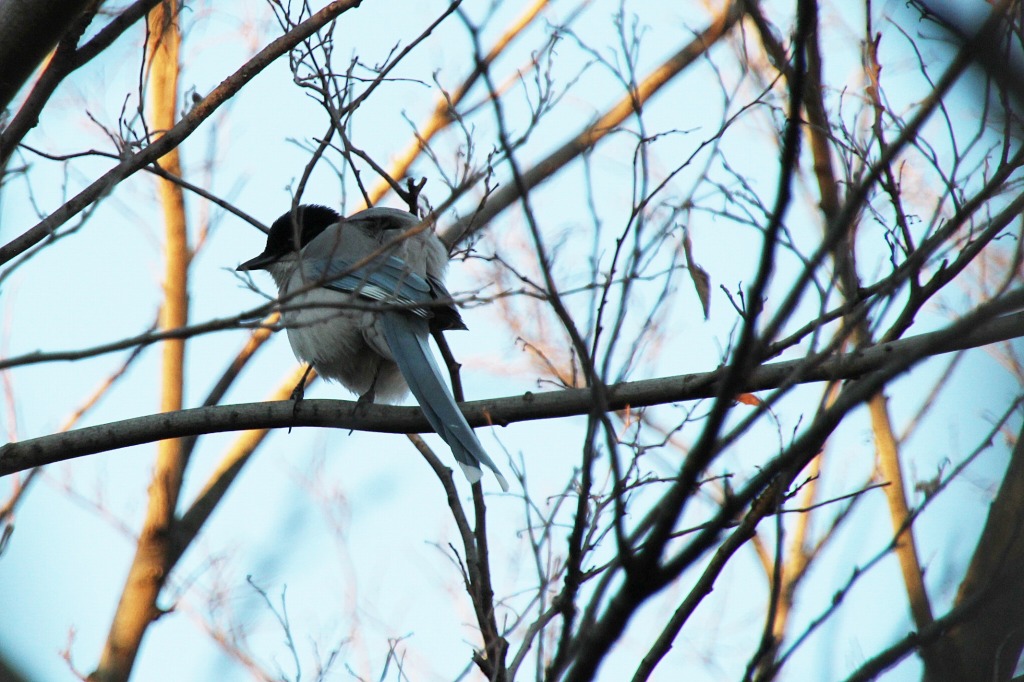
[[945, 420, 1024, 681], [0, 0, 96, 110], [90, 3, 187, 680]]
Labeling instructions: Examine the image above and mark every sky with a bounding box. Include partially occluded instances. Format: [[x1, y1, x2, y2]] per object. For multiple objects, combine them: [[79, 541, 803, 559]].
[[0, 1, 1021, 681]]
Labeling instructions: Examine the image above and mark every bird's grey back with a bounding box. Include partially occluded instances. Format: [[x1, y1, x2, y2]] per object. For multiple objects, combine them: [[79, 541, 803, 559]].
[[304, 208, 447, 282]]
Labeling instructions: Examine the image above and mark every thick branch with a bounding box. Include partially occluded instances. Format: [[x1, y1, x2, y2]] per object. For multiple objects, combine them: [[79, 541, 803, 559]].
[[2, 308, 1021, 477], [0, 0, 95, 110], [91, 5, 189, 680], [946, 418, 1024, 680]]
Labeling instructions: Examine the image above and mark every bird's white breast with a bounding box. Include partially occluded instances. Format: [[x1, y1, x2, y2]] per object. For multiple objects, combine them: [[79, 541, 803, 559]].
[[274, 262, 406, 400]]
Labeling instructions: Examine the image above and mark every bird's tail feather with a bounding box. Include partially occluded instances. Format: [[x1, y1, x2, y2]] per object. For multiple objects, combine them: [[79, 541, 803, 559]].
[[381, 313, 510, 492]]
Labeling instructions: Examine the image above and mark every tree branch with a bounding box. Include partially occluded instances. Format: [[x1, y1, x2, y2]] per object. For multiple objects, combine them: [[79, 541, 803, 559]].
[[3, 306, 1022, 477], [0, 0, 362, 268]]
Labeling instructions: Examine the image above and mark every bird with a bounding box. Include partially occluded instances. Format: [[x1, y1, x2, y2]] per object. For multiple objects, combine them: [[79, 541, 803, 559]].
[[237, 204, 509, 491]]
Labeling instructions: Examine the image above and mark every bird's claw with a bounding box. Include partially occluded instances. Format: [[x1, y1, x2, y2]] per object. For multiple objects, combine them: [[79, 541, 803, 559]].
[[354, 389, 375, 415], [288, 364, 313, 433]]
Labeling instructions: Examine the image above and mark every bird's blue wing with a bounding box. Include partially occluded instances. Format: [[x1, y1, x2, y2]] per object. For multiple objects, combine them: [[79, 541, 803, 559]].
[[306, 254, 433, 317], [306, 252, 508, 490]]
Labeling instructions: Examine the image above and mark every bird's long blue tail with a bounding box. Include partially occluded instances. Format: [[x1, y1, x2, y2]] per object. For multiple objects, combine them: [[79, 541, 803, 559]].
[[381, 313, 509, 491]]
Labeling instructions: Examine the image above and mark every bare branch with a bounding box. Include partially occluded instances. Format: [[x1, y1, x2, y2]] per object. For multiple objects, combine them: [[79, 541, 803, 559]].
[[3, 305, 1022, 478]]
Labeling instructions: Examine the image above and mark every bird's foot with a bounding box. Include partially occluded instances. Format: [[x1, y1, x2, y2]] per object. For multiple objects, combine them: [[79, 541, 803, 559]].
[[288, 364, 314, 433], [354, 388, 376, 415], [355, 361, 381, 415]]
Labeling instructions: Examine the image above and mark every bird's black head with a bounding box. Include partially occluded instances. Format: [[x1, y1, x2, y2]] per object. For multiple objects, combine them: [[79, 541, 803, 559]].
[[237, 205, 341, 271]]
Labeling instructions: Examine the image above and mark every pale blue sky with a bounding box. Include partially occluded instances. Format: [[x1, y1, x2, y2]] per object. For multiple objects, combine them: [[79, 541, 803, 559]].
[[0, 1, 1019, 681]]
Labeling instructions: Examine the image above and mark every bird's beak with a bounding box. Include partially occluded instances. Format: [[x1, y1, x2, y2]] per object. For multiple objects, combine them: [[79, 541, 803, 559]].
[[236, 252, 275, 271]]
